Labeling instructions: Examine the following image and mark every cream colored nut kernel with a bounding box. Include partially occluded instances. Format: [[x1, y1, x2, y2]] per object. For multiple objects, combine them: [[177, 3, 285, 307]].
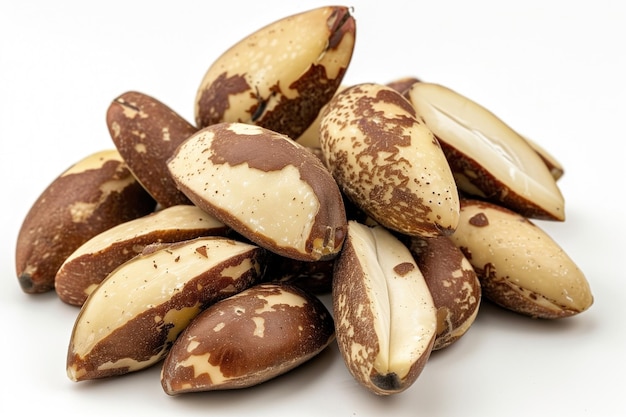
[[523, 135, 565, 181], [408, 235, 481, 350], [333, 221, 437, 395], [167, 122, 347, 262], [15, 149, 156, 294], [320, 83, 460, 238], [55, 205, 229, 306], [195, 6, 356, 140], [161, 283, 334, 394], [449, 199, 593, 318], [66, 236, 265, 381], [407, 82, 565, 221], [106, 91, 198, 208]]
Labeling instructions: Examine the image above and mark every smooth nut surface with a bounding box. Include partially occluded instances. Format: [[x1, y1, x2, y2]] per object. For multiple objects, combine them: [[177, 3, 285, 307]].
[[106, 91, 197, 207], [320, 83, 460, 238], [55, 204, 229, 306], [449, 199, 593, 318], [167, 122, 347, 261], [408, 235, 481, 350], [195, 5, 356, 140], [161, 283, 335, 394], [407, 82, 565, 221], [333, 221, 437, 395], [66, 236, 265, 381], [15, 149, 156, 294]]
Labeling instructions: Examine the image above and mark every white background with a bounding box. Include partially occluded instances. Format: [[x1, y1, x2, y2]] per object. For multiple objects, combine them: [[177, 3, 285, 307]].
[[1, 1, 624, 416]]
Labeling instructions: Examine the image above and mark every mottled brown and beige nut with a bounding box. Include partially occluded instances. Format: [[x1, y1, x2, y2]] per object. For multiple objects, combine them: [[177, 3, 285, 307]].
[[55, 205, 230, 306], [449, 199, 593, 319], [15, 149, 156, 294], [408, 235, 481, 350], [160, 282, 334, 394], [106, 91, 198, 207], [66, 236, 266, 381], [333, 221, 437, 395], [194, 5, 356, 140], [406, 82, 565, 221], [167, 122, 347, 262], [320, 82, 460, 238]]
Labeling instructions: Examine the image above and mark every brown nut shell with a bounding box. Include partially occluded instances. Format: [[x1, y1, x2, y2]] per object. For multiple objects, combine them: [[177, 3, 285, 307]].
[[167, 122, 347, 261], [161, 282, 335, 394], [408, 235, 481, 350], [55, 204, 230, 306], [320, 83, 460, 238], [195, 6, 356, 140], [66, 236, 265, 381], [449, 199, 593, 318], [332, 221, 437, 395], [15, 149, 156, 294], [106, 91, 198, 207]]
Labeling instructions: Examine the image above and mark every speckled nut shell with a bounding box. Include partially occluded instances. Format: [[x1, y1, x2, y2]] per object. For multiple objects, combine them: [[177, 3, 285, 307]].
[[15, 149, 156, 294], [160, 282, 335, 394], [406, 82, 565, 221], [167, 122, 347, 262], [319, 82, 460, 238], [408, 235, 481, 350], [55, 205, 230, 306], [449, 199, 593, 319], [66, 236, 265, 382], [194, 6, 356, 140], [333, 221, 437, 395], [106, 91, 198, 208]]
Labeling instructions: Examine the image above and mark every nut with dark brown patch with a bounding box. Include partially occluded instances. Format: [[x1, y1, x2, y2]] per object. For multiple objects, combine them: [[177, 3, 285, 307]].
[[194, 6, 356, 140], [167, 122, 347, 262], [332, 221, 437, 395], [15, 149, 156, 294], [55, 205, 230, 306], [449, 199, 593, 319], [319, 83, 460, 238], [160, 282, 334, 394], [106, 91, 198, 207], [408, 235, 481, 350], [66, 236, 266, 382]]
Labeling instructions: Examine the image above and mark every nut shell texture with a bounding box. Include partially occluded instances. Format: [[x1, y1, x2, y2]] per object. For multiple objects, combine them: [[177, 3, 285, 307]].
[[320, 83, 459, 238], [66, 236, 265, 381], [161, 283, 334, 394], [167, 122, 347, 261]]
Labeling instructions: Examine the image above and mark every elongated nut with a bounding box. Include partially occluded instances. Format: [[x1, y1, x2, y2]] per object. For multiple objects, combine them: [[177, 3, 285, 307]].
[[161, 283, 334, 394], [15, 149, 156, 294], [55, 204, 229, 306], [333, 221, 437, 395], [320, 83, 460, 237], [66, 236, 265, 381], [106, 91, 198, 207], [195, 6, 356, 140], [408, 235, 481, 350], [449, 199, 593, 318], [167, 122, 347, 262], [406, 82, 565, 221]]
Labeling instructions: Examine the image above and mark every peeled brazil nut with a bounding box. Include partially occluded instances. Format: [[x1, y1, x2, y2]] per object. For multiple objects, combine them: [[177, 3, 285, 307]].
[[194, 6, 356, 140], [406, 82, 565, 221], [523, 135, 564, 181], [449, 199, 593, 319], [66, 236, 265, 381], [333, 221, 437, 395], [106, 91, 198, 208], [407, 235, 481, 350], [15, 149, 156, 294], [55, 205, 229, 306], [320, 83, 460, 238], [167, 122, 347, 262], [160, 282, 334, 394]]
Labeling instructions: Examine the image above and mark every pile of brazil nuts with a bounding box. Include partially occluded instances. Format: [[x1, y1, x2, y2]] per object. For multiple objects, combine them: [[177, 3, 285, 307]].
[[14, 5, 593, 397]]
